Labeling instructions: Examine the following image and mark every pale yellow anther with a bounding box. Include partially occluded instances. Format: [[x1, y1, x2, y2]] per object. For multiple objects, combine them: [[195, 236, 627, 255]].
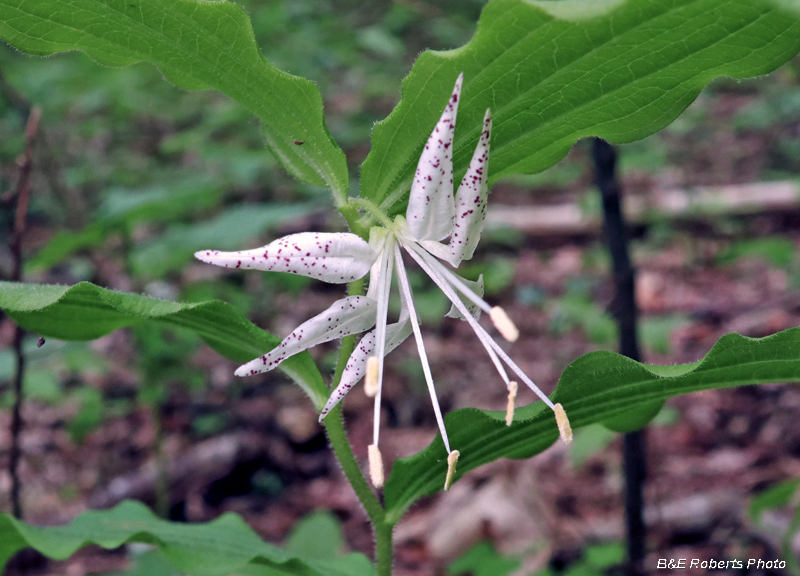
[[364, 356, 380, 398], [444, 449, 460, 491], [490, 306, 519, 343], [368, 444, 384, 488], [505, 381, 518, 426], [554, 403, 572, 444]]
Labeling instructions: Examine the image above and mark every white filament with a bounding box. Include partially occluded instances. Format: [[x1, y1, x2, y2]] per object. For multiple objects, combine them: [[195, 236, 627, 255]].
[[404, 243, 511, 386], [406, 242, 555, 410], [394, 244, 452, 454], [372, 237, 395, 447]]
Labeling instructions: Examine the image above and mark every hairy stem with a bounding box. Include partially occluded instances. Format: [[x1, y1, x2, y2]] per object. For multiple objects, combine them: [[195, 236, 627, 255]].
[[323, 404, 386, 528], [374, 521, 394, 576], [338, 203, 371, 240], [323, 278, 393, 572], [348, 198, 394, 229]]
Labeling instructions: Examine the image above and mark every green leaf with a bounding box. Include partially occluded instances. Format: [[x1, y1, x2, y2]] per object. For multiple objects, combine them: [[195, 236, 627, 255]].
[[0, 282, 328, 410], [285, 512, 344, 561], [717, 237, 796, 268], [0, 500, 374, 576], [447, 541, 520, 576], [67, 387, 105, 444], [750, 479, 800, 523], [569, 423, 616, 468], [29, 179, 225, 271], [131, 203, 319, 279], [0, 0, 348, 197], [113, 549, 182, 576], [384, 328, 800, 521], [361, 0, 800, 215], [601, 399, 665, 433]]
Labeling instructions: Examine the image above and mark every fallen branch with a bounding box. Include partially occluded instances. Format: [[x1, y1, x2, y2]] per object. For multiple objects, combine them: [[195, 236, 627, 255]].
[[486, 181, 800, 236]]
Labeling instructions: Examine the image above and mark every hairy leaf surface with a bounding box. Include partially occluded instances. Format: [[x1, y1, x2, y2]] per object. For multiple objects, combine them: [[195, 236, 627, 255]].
[[384, 328, 800, 520], [0, 500, 374, 576], [362, 0, 800, 215], [0, 282, 328, 409], [0, 0, 348, 196]]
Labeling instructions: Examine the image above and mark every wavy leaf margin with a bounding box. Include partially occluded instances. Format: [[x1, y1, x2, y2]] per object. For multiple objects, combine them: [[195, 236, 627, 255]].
[[0, 0, 349, 196], [0, 281, 328, 409], [361, 0, 800, 215], [384, 328, 800, 520], [0, 500, 374, 576]]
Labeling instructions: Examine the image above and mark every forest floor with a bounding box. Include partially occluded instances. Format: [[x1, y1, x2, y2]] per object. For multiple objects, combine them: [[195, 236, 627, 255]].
[[4, 185, 800, 575]]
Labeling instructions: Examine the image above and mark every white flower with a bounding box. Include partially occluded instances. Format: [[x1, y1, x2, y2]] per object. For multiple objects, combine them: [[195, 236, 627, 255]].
[[195, 74, 571, 491]]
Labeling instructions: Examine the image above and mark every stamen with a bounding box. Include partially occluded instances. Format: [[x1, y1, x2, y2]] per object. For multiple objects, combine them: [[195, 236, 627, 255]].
[[405, 242, 554, 410], [364, 356, 379, 398], [372, 238, 395, 448], [490, 306, 519, 343], [394, 245, 452, 454], [444, 449, 460, 491], [505, 381, 518, 426], [368, 444, 385, 488], [554, 403, 573, 444], [405, 244, 510, 386]]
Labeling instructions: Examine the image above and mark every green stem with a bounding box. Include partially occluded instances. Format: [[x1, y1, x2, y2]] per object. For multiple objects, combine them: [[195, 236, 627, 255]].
[[349, 198, 394, 228], [323, 403, 385, 525], [322, 278, 394, 573], [375, 521, 393, 576], [338, 203, 370, 239]]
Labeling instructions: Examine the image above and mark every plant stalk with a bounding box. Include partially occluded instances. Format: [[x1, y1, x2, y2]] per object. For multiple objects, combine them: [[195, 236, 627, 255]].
[[593, 137, 647, 575], [374, 520, 394, 576], [323, 278, 393, 573]]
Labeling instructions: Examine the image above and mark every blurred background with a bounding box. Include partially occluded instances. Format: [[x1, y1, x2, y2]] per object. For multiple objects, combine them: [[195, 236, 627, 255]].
[[1, 0, 800, 574]]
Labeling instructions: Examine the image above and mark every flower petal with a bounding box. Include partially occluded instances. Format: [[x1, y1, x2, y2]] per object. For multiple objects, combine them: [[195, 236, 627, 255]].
[[365, 227, 390, 300], [445, 273, 484, 321], [406, 73, 462, 242], [319, 312, 411, 420], [235, 295, 377, 377], [450, 109, 492, 265], [416, 239, 453, 265], [195, 232, 376, 284]]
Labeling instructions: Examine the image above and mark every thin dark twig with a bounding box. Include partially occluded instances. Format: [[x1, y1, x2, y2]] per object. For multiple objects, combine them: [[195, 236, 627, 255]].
[[7, 106, 41, 520], [592, 137, 647, 575], [0, 67, 86, 228]]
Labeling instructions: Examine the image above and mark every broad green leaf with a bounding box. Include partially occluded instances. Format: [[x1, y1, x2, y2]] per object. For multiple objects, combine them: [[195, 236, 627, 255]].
[[0, 500, 374, 576], [361, 0, 800, 215], [384, 328, 800, 521], [113, 549, 182, 576], [285, 512, 344, 561], [0, 0, 349, 197], [569, 423, 616, 468], [0, 282, 327, 409], [447, 541, 520, 576]]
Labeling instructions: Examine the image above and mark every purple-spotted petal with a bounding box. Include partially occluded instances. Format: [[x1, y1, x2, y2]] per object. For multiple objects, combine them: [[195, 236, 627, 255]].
[[195, 232, 377, 284], [235, 295, 377, 377], [450, 109, 492, 265], [319, 311, 412, 420], [406, 74, 463, 242]]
